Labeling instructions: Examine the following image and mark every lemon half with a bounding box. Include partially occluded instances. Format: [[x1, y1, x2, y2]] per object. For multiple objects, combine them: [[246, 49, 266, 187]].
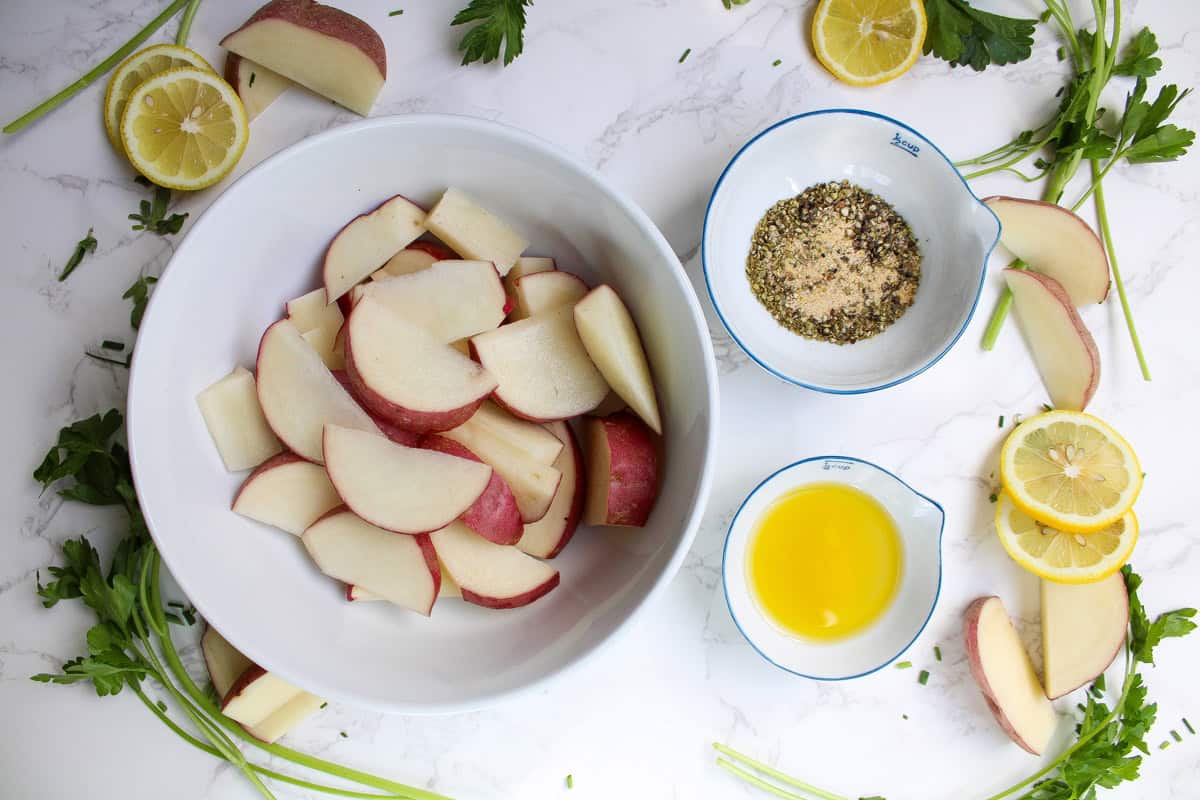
[[812, 0, 927, 86], [994, 494, 1137, 583], [999, 410, 1141, 533], [104, 44, 213, 152], [119, 67, 248, 191]]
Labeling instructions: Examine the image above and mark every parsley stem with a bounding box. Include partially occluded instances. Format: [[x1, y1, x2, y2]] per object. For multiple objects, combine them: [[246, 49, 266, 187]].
[[713, 744, 848, 800], [1091, 161, 1150, 379], [2, 0, 190, 134], [175, 0, 203, 46], [716, 759, 809, 800]]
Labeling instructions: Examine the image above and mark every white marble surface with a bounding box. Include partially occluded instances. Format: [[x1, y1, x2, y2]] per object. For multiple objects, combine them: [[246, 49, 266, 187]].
[[2, 1, 1199, 798]]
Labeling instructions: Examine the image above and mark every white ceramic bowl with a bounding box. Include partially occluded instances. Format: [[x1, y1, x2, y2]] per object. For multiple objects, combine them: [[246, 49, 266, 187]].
[[723, 457, 943, 680], [127, 115, 718, 713], [703, 109, 1001, 393]]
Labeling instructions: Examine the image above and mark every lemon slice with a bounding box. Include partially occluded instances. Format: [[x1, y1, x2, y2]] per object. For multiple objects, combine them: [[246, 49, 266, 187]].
[[994, 494, 1137, 583], [120, 67, 249, 192], [999, 410, 1141, 534], [811, 0, 927, 86], [104, 44, 213, 152]]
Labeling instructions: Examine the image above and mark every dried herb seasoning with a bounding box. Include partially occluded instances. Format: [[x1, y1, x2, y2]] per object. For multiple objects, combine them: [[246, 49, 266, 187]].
[[745, 180, 921, 345]]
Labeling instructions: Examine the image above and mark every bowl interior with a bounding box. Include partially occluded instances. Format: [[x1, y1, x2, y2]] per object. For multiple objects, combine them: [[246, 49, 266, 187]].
[[704, 110, 1000, 392], [127, 115, 717, 713], [723, 457, 943, 679]]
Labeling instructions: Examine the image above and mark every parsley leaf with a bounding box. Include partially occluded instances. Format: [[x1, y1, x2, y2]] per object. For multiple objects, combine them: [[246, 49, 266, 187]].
[[1113, 28, 1163, 78], [1125, 564, 1198, 664], [123, 274, 158, 330], [451, 0, 532, 66], [923, 0, 1037, 71], [129, 178, 188, 235], [59, 228, 98, 282]]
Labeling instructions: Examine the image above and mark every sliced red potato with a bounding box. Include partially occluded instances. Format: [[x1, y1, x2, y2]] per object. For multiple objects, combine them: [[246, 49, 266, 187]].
[[329, 369, 419, 446], [220, 0, 386, 116], [517, 421, 584, 559], [201, 627, 253, 698], [963, 596, 1059, 755], [322, 425, 491, 534], [302, 508, 440, 614], [425, 188, 528, 275], [470, 305, 610, 422], [509, 270, 588, 321], [583, 412, 659, 527], [224, 53, 290, 121], [1004, 269, 1100, 411], [343, 296, 497, 433], [441, 416, 561, 523], [372, 250, 435, 280], [458, 401, 563, 465], [985, 197, 1109, 306], [322, 195, 425, 302], [430, 522, 559, 609], [503, 255, 555, 297], [286, 287, 343, 334], [348, 561, 459, 601], [250, 694, 326, 744], [301, 323, 344, 370], [574, 284, 662, 434], [232, 452, 341, 535], [196, 366, 283, 471], [419, 435, 523, 545], [256, 319, 378, 463], [222, 666, 306, 728], [1041, 574, 1129, 699], [356, 259, 506, 342]]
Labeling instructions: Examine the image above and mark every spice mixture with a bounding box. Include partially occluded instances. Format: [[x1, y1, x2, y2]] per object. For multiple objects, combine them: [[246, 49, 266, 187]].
[[746, 180, 922, 345]]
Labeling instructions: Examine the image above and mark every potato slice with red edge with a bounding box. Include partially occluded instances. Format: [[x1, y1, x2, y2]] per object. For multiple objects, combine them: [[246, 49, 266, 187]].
[[344, 296, 497, 433], [430, 522, 559, 609], [356, 259, 506, 343], [1041, 574, 1129, 699], [419, 434, 523, 545], [201, 627, 253, 698], [425, 189, 529, 275], [196, 366, 283, 471], [372, 241, 456, 280], [470, 305, 610, 422], [321, 195, 425, 302], [322, 425, 491, 534], [1004, 268, 1100, 411], [220, 0, 386, 116], [573, 284, 662, 434], [330, 369, 419, 446], [985, 197, 1109, 306], [232, 452, 341, 535], [963, 596, 1058, 755], [583, 412, 659, 527], [504, 255, 555, 297], [224, 53, 290, 121], [517, 421, 584, 559], [302, 508, 440, 614], [458, 402, 563, 465], [509, 270, 587, 321]]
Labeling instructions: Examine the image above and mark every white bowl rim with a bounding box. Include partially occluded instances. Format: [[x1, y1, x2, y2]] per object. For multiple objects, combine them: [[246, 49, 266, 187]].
[[701, 108, 1002, 394], [721, 455, 945, 681], [127, 112, 721, 713]]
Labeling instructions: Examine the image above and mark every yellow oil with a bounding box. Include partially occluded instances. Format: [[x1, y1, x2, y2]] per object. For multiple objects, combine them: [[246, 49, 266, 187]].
[[747, 482, 903, 642]]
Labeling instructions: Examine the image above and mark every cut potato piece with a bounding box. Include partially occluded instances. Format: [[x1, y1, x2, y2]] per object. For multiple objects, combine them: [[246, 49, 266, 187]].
[[322, 425, 491, 534], [224, 53, 290, 121], [504, 255, 555, 297], [1042, 574, 1129, 699], [425, 188, 528, 274], [197, 366, 283, 471], [470, 305, 610, 421], [441, 417, 561, 523], [256, 319, 378, 463], [201, 627, 253, 698], [344, 296, 497, 433], [220, 0, 386, 116], [583, 412, 659, 527], [419, 435, 523, 545], [301, 323, 344, 370], [574, 284, 662, 434], [322, 195, 425, 302], [517, 421, 584, 559], [222, 666, 306, 728], [1005, 269, 1100, 412], [459, 401, 563, 465], [358, 260, 506, 342], [985, 197, 1109, 306], [510, 270, 587, 321], [232, 452, 341, 535], [302, 508, 440, 614], [963, 596, 1059, 755], [430, 522, 559, 609], [374, 249, 435, 279], [249, 694, 325, 744], [286, 287, 343, 334]]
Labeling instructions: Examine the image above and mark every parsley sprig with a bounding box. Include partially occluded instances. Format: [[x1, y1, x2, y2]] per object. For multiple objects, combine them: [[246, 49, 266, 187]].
[[59, 229, 98, 281], [923, 0, 1037, 71], [451, 0, 533, 66], [959, 7, 1194, 380], [130, 177, 188, 235], [32, 410, 451, 800], [713, 565, 1195, 800]]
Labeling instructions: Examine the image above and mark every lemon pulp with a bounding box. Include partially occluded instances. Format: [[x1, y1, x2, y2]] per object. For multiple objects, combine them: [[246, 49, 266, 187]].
[[747, 482, 902, 642]]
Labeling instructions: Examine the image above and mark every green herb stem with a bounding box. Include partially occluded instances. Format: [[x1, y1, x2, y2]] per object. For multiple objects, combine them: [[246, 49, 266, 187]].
[[2, 0, 190, 134], [1091, 162, 1151, 379], [713, 744, 848, 800], [175, 0, 203, 47], [716, 759, 811, 800]]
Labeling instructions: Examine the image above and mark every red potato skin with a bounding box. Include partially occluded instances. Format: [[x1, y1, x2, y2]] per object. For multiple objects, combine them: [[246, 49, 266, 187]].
[[330, 369, 420, 446], [406, 240, 458, 261], [321, 194, 424, 305], [520, 421, 584, 559], [220, 0, 386, 79], [460, 571, 560, 610], [588, 412, 659, 527], [223, 52, 247, 89], [230, 451, 306, 510], [341, 321, 489, 434], [220, 664, 269, 712], [962, 597, 1043, 756], [419, 435, 523, 545]]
